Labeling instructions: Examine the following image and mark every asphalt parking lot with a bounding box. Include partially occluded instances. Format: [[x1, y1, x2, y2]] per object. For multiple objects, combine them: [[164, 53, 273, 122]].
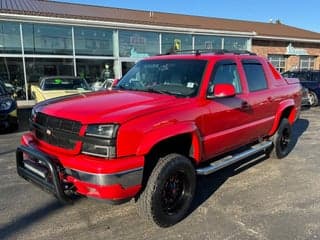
[[0, 107, 319, 240]]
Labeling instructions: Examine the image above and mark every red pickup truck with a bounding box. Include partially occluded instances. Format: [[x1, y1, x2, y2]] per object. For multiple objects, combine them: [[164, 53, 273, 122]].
[[16, 51, 302, 227]]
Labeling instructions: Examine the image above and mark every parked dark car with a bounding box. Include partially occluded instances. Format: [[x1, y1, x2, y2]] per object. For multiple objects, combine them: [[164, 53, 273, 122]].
[[301, 87, 311, 107], [282, 70, 320, 106], [0, 80, 18, 132]]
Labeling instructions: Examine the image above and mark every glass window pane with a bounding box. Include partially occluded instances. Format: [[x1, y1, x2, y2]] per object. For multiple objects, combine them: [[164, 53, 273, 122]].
[[119, 30, 159, 57], [23, 23, 72, 55], [74, 27, 113, 56], [76, 59, 114, 85], [161, 33, 192, 54], [224, 37, 249, 50], [299, 56, 315, 70], [194, 35, 222, 50], [0, 22, 21, 53], [268, 54, 286, 73], [25, 58, 74, 84], [243, 62, 267, 91], [0, 57, 25, 99]]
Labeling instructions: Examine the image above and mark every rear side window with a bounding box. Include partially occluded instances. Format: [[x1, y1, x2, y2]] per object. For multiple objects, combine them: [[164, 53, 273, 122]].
[[242, 60, 268, 91]]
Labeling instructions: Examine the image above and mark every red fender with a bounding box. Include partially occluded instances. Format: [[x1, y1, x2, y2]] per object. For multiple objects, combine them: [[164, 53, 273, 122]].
[[136, 121, 203, 164], [268, 99, 297, 136]]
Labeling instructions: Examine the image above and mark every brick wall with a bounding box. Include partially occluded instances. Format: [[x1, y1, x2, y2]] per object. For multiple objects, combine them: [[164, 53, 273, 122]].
[[252, 40, 320, 71]]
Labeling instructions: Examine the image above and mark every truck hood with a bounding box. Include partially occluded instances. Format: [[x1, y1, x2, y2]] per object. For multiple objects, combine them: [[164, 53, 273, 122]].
[[37, 90, 185, 124]]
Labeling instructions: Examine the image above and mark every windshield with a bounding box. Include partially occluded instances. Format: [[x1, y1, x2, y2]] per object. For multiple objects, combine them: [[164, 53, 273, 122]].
[[41, 77, 91, 91], [117, 59, 207, 97]]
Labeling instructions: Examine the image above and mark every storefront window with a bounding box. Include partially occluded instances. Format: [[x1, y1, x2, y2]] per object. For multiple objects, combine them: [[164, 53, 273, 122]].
[[0, 57, 25, 99], [119, 30, 159, 58], [194, 35, 222, 50], [76, 59, 114, 85], [121, 62, 136, 76], [161, 33, 192, 54], [268, 55, 286, 73], [25, 58, 74, 84], [0, 22, 21, 54], [74, 27, 113, 56], [300, 56, 315, 70], [224, 37, 249, 51], [23, 23, 72, 55]]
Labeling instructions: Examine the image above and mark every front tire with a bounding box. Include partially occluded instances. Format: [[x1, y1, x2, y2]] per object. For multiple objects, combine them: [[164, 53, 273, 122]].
[[137, 153, 196, 227], [307, 91, 318, 106], [270, 118, 292, 159]]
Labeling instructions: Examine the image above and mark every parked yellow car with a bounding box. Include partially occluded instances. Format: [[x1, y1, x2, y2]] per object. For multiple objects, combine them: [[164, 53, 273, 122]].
[[31, 76, 92, 103]]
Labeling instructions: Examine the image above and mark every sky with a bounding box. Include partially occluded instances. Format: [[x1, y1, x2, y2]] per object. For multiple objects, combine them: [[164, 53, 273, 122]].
[[57, 0, 320, 33]]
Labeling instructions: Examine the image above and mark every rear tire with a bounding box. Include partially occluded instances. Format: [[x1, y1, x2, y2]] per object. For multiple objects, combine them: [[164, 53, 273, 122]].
[[137, 153, 196, 227], [270, 118, 292, 159]]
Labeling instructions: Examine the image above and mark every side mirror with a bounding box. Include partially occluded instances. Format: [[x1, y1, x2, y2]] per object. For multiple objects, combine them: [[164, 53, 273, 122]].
[[210, 83, 236, 98]]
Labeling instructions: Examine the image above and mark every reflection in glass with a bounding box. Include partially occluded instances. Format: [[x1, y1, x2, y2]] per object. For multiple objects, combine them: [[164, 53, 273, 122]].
[[0, 22, 21, 53], [76, 59, 114, 86], [74, 27, 113, 56], [25, 58, 74, 84], [119, 30, 159, 57], [224, 37, 249, 51], [194, 35, 222, 50], [161, 33, 192, 54], [118, 59, 207, 97], [23, 23, 72, 54], [0, 57, 26, 99]]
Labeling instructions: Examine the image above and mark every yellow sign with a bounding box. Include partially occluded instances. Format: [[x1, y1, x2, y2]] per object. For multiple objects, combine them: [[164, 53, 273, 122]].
[[174, 39, 181, 51]]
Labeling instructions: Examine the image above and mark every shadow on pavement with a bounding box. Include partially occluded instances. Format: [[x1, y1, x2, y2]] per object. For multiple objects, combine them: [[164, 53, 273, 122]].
[[0, 200, 65, 239]]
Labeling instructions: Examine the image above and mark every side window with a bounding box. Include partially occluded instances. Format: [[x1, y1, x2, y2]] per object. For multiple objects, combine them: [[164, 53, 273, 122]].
[[242, 61, 267, 91], [208, 62, 242, 95]]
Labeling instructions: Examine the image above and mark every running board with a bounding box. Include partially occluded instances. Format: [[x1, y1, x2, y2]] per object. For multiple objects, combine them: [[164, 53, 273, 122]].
[[196, 141, 273, 175]]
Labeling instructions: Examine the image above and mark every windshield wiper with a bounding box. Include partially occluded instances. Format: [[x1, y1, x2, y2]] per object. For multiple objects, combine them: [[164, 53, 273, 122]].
[[145, 87, 167, 95], [146, 87, 185, 96]]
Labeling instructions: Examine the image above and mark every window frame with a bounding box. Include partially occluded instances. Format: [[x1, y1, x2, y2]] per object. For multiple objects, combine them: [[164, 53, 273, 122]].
[[207, 60, 242, 97]]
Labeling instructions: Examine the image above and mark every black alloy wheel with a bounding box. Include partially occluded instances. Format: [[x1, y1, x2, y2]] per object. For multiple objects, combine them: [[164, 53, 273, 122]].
[[137, 153, 196, 227], [270, 118, 292, 159]]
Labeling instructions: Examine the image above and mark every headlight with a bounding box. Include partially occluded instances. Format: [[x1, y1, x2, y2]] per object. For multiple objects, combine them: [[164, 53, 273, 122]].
[[85, 124, 118, 139], [82, 124, 118, 158], [0, 99, 13, 111]]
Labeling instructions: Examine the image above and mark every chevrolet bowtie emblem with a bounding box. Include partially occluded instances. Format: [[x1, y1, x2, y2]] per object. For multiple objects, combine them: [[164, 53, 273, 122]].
[[46, 129, 52, 135]]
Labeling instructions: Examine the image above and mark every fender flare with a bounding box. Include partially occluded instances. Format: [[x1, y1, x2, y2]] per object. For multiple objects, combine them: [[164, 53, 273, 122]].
[[268, 99, 296, 136], [136, 121, 203, 164]]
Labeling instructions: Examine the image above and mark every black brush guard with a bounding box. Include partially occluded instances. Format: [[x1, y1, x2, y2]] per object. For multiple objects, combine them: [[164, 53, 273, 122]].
[[16, 145, 72, 204]]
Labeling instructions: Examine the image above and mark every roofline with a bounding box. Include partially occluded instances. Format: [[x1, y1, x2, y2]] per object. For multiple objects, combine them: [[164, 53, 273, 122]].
[[253, 35, 320, 44], [1, 12, 319, 44], [0, 13, 255, 37]]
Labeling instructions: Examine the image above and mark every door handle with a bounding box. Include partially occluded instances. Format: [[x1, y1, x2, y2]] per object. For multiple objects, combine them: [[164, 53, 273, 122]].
[[241, 101, 250, 110]]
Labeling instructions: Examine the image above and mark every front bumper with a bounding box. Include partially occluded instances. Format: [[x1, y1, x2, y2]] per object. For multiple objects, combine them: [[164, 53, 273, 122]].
[[16, 138, 144, 203]]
